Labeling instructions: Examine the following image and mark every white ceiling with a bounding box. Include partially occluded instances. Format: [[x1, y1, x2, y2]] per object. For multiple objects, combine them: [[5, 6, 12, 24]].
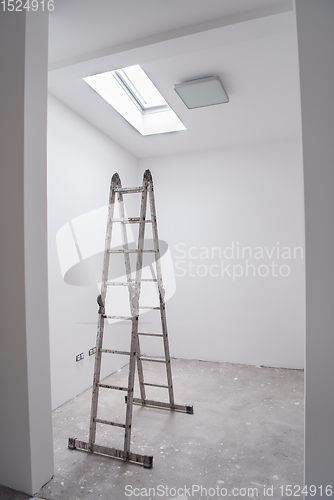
[[48, 0, 300, 159]]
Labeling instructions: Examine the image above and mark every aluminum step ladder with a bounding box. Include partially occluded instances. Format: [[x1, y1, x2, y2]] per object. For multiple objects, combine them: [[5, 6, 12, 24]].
[[68, 169, 193, 468]]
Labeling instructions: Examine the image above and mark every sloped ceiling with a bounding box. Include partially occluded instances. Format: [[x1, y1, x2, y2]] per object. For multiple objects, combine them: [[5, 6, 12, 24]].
[[48, 0, 300, 158]]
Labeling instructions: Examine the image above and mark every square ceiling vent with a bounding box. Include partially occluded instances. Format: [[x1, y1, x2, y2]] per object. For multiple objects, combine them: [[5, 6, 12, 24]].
[[174, 76, 229, 109]]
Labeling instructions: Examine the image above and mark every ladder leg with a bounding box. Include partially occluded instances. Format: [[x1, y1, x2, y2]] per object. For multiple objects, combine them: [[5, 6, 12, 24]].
[[135, 336, 146, 402], [88, 313, 105, 449], [148, 179, 175, 408], [160, 305, 175, 408], [134, 183, 149, 402], [88, 178, 118, 449], [117, 193, 146, 402], [124, 316, 138, 458]]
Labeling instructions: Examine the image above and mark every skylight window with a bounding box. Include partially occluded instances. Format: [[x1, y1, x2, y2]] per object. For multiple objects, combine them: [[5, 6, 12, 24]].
[[83, 65, 186, 136], [114, 66, 168, 111]]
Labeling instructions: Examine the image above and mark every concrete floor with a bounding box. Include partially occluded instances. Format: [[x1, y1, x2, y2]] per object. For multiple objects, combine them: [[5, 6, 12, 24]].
[[0, 359, 304, 500]]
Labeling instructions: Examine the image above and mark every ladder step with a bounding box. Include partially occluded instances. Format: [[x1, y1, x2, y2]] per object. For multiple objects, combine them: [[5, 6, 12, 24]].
[[108, 249, 138, 254], [106, 281, 135, 287], [106, 280, 157, 285], [114, 187, 144, 194], [103, 315, 135, 320], [139, 306, 160, 310], [100, 349, 131, 356], [94, 418, 126, 428], [139, 356, 167, 364], [143, 383, 169, 389], [98, 384, 128, 391], [111, 218, 152, 224], [108, 249, 156, 253], [138, 332, 163, 337]]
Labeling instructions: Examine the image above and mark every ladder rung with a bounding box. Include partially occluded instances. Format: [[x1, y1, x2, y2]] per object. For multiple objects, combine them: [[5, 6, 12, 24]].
[[103, 315, 135, 320], [106, 279, 157, 285], [98, 384, 128, 391], [139, 306, 160, 309], [100, 349, 131, 356], [108, 249, 156, 253], [139, 356, 167, 364], [94, 418, 125, 428], [114, 187, 144, 193], [138, 332, 163, 337], [110, 218, 152, 224], [143, 383, 169, 389], [108, 249, 138, 254], [139, 306, 160, 310], [106, 281, 135, 287]]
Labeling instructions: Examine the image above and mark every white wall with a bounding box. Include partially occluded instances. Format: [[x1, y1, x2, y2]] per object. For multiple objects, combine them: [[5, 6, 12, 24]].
[[139, 139, 304, 369], [295, 0, 334, 488], [47, 96, 138, 409], [0, 11, 53, 495]]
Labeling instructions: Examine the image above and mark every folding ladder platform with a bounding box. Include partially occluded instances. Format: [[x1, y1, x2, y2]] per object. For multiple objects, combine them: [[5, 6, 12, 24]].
[[69, 169, 193, 468]]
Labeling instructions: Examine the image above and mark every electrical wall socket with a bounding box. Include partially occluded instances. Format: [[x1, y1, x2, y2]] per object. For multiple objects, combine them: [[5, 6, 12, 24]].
[[89, 347, 97, 356], [76, 352, 84, 362]]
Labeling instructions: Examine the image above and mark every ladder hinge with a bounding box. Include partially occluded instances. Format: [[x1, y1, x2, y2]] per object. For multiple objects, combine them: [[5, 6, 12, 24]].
[[97, 294, 105, 315]]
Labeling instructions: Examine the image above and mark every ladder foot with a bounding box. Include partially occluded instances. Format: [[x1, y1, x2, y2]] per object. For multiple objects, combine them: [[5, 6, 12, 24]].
[[143, 455, 153, 469], [131, 397, 194, 414], [68, 437, 77, 450], [68, 439, 153, 468]]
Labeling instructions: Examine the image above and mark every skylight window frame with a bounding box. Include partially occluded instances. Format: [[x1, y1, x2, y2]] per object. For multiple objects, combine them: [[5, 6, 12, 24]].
[[112, 68, 170, 115]]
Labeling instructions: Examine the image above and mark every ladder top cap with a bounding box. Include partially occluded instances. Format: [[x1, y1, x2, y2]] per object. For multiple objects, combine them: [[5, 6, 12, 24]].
[[143, 169, 153, 183], [111, 172, 121, 186]]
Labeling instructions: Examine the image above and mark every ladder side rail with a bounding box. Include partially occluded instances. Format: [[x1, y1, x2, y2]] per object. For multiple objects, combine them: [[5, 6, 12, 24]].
[[123, 316, 139, 458], [117, 191, 146, 403], [89, 174, 119, 449], [136, 177, 149, 289], [116, 192, 132, 274], [88, 314, 105, 448], [133, 178, 150, 402], [146, 171, 175, 408], [101, 173, 121, 302], [116, 191, 135, 304], [145, 174, 165, 304]]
